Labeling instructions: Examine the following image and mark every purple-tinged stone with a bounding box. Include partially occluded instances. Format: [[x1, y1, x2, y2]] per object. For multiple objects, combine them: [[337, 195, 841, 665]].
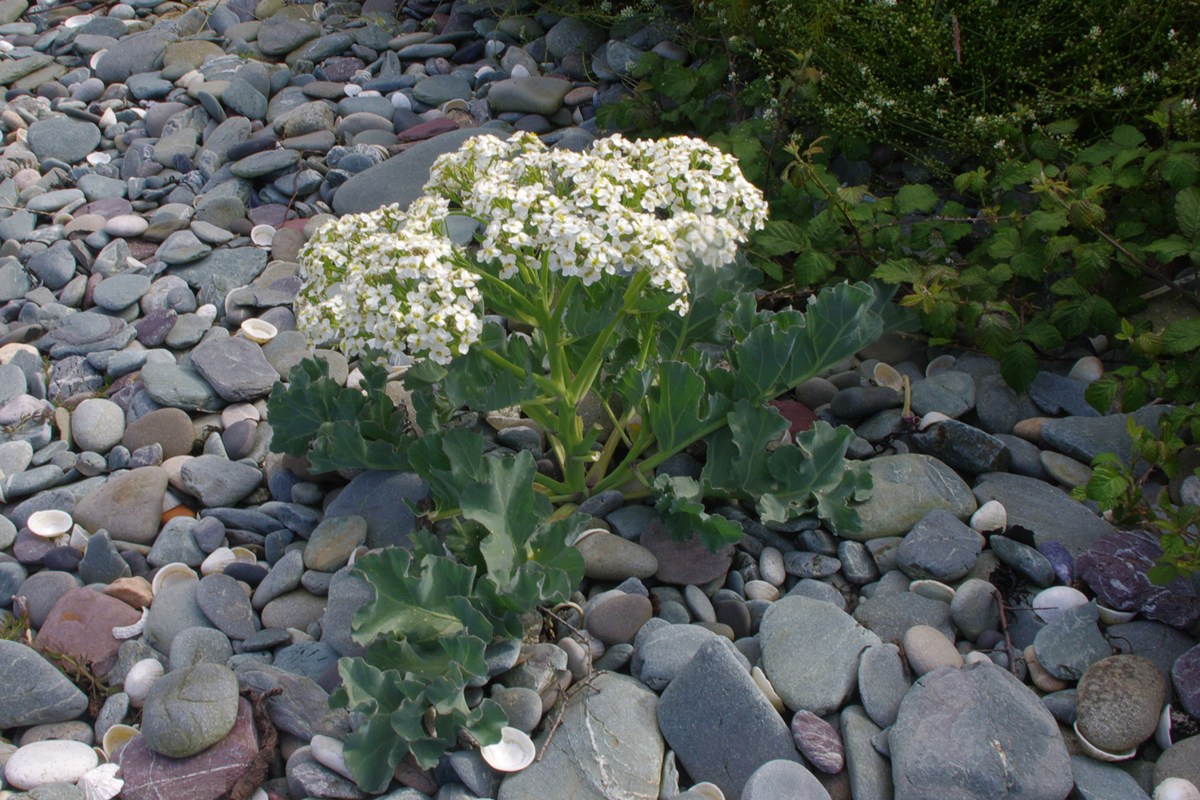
[[1173, 645, 1200, 718], [135, 308, 177, 346], [1077, 530, 1200, 629], [34, 587, 141, 679], [117, 698, 259, 800], [640, 518, 735, 585], [790, 709, 845, 774], [1037, 541, 1074, 586]]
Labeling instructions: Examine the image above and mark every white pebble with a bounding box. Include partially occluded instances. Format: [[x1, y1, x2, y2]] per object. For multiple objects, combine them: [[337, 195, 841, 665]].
[[344, 83, 362, 97], [3, 740, 98, 790], [1068, 355, 1104, 384], [1032, 586, 1089, 624], [970, 499, 1007, 532], [390, 91, 412, 110], [311, 735, 354, 780], [510, 64, 531, 79], [1156, 778, 1200, 800]]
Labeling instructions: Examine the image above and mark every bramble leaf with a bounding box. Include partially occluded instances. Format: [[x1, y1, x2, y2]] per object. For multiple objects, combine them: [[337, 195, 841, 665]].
[[894, 184, 938, 214], [1177, 187, 1200, 240]]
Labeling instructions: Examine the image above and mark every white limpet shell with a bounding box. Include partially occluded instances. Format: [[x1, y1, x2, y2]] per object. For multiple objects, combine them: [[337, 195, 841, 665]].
[[250, 224, 276, 247], [1032, 586, 1089, 624], [86, 152, 112, 166], [27, 509, 74, 538], [101, 723, 140, 759], [310, 734, 354, 780], [970, 499, 1007, 532], [1155, 777, 1200, 800], [151, 562, 198, 595], [64, 13, 95, 28], [1073, 720, 1136, 762], [926, 354, 957, 376], [124, 659, 164, 707], [77, 763, 123, 800], [231, 546, 257, 563], [918, 411, 951, 431], [872, 362, 904, 392], [90, 50, 107, 69], [480, 726, 536, 772], [751, 666, 785, 713], [200, 547, 236, 576], [0, 40, 14, 53], [1096, 603, 1137, 625], [240, 318, 278, 344], [112, 607, 148, 640], [98, 108, 117, 128]]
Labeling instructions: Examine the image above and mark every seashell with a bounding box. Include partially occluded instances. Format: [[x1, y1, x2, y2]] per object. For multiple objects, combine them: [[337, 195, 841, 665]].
[[480, 726, 536, 772], [310, 734, 354, 780], [1032, 586, 1089, 623], [100, 724, 139, 759], [872, 362, 904, 391], [64, 13, 95, 28], [751, 666, 784, 713], [1155, 777, 1200, 800], [344, 83, 362, 97], [249, 790, 270, 800], [0, 40, 13, 53], [112, 607, 148, 640], [441, 98, 469, 113], [151, 562, 198, 596], [926, 354, 957, 376], [1096, 603, 1137, 625], [90, 50, 107, 70], [77, 763, 123, 800], [27, 509, 74, 539], [231, 546, 257, 563], [359, 90, 381, 98], [1073, 720, 1136, 762], [1068, 355, 1103, 384], [201, 547, 236, 576], [86, 152, 112, 166], [683, 784, 726, 800], [918, 411, 951, 431], [1157, 703, 1175, 750], [970, 500, 1007, 532], [123, 659, 164, 707], [250, 224, 276, 247], [98, 108, 117, 128], [240, 318, 278, 344], [69, 524, 91, 550]]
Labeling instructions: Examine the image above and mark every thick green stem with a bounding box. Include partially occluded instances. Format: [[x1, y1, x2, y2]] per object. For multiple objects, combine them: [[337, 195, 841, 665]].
[[566, 271, 653, 405], [478, 348, 562, 397]]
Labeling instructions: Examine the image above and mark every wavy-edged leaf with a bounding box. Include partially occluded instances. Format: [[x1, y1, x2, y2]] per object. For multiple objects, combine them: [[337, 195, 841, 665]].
[[460, 451, 547, 579], [762, 422, 868, 530], [337, 672, 411, 792], [444, 322, 539, 411], [350, 550, 484, 644], [653, 474, 744, 551], [704, 400, 790, 494], [730, 282, 882, 402], [646, 361, 730, 455]]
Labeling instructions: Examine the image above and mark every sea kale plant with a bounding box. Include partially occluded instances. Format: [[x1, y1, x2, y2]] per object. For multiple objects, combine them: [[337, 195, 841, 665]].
[[275, 132, 888, 543], [270, 132, 888, 785]]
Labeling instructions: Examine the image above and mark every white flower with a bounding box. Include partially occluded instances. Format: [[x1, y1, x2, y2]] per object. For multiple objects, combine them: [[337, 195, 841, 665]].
[[1112, 84, 1127, 98]]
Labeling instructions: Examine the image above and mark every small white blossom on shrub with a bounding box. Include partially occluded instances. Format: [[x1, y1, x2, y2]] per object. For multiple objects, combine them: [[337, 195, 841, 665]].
[[298, 132, 767, 365]]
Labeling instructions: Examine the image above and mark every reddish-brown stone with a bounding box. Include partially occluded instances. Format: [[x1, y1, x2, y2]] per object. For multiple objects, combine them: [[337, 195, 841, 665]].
[[640, 519, 735, 586], [34, 586, 142, 679], [117, 698, 259, 800]]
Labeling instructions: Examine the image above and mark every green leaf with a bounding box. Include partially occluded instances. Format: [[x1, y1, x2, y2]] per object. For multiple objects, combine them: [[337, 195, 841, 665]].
[[1144, 236, 1194, 263], [1177, 187, 1200, 240], [705, 400, 790, 493], [351, 550, 487, 644], [653, 474, 745, 551], [646, 361, 731, 455], [1021, 316, 1065, 351], [752, 220, 809, 256], [1000, 342, 1038, 392], [872, 258, 923, 285], [1162, 318, 1200, 354], [444, 323, 539, 411], [894, 184, 938, 214], [338, 678, 410, 792], [1085, 375, 1120, 414], [460, 452, 549, 579], [1110, 125, 1146, 149], [406, 429, 487, 513], [792, 251, 837, 284], [730, 282, 883, 402], [1162, 152, 1200, 189]]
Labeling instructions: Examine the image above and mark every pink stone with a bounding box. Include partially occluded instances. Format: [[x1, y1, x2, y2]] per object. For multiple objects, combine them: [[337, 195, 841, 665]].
[[639, 520, 734, 586], [395, 117, 458, 143], [790, 709, 845, 774], [769, 399, 816, 440], [117, 698, 259, 800], [34, 587, 142, 679]]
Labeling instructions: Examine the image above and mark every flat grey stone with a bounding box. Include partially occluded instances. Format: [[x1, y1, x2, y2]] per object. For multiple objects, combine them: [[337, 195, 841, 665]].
[[896, 508, 984, 582], [1032, 603, 1112, 682], [834, 454, 976, 540], [973, 472, 1116, 558], [889, 662, 1072, 800], [742, 759, 831, 800], [179, 454, 262, 508], [0, 640, 90, 728], [141, 362, 224, 413], [26, 117, 102, 165], [323, 470, 430, 549], [234, 661, 352, 740], [760, 595, 881, 716], [658, 639, 803, 800], [1069, 755, 1150, 800], [73, 466, 168, 545], [171, 247, 268, 309], [190, 336, 279, 402]]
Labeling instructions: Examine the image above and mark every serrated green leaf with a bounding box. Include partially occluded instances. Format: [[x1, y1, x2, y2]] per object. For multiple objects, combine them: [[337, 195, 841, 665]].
[[987, 228, 1022, 260], [975, 311, 1015, 356], [1111, 125, 1146, 148], [1026, 210, 1067, 233], [1084, 375, 1120, 414], [872, 258, 922, 285], [1178, 187, 1200, 240], [1000, 342, 1038, 392], [752, 219, 809, 256], [1021, 316, 1065, 351], [1144, 235, 1194, 263], [1162, 152, 1200, 189], [1162, 318, 1200, 354], [894, 184, 938, 214], [793, 251, 837, 284]]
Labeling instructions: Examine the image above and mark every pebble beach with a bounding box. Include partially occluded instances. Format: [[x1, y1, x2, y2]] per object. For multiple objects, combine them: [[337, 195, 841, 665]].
[[2, 1, 1200, 799]]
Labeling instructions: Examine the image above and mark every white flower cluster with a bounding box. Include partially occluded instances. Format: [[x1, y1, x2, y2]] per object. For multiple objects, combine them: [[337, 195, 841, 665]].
[[427, 132, 768, 313], [296, 195, 483, 365], [297, 132, 766, 365]]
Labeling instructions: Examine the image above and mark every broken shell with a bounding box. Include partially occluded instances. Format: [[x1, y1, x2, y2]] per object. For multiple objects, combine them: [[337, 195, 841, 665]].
[[344, 83, 362, 97], [1073, 720, 1136, 762], [123, 659, 164, 706], [751, 666, 784, 713], [86, 152, 112, 166], [112, 607, 148, 640], [917, 411, 951, 431], [250, 224, 276, 247], [240, 318, 278, 344], [64, 13, 95, 28], [1155, 778, 1200, 800], [27, 509, 74, 538], [151, 562, 198, 595], [910, 579, 956, 603], [926, 354, 957, 376], [231, 546, 257, 563], [200, 547, 236, 576], [1157, 704, 1175, 750], [101, 723, 140, 759], [1096, 603, 1137, 625], [1032, 586, 1089, 624], [77, 763, 123, 800], [480, 726, 536, 772], [872, 362, 904, 392], [90, 50, 107, 70], [970, 500, 1007, 532], [682, 784, 726, 800]]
